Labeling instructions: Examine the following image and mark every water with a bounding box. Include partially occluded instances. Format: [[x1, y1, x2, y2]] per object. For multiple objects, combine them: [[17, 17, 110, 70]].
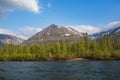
[[0, 61, 120, 80]]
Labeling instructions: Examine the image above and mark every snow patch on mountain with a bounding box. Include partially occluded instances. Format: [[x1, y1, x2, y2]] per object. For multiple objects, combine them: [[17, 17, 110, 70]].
[[66, 27, 80, 34], [65, 34, 71, 36]]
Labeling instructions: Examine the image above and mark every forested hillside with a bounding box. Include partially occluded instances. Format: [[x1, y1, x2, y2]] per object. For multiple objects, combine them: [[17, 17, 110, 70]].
[[0, 33, 120, 61]]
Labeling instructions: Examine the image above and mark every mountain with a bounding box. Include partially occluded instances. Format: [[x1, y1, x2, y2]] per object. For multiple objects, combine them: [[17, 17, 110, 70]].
[[22, 24, 85, 45], [110, 26, 120, 38], [0, 34, 24, 46], [89, 26, 120, 39]]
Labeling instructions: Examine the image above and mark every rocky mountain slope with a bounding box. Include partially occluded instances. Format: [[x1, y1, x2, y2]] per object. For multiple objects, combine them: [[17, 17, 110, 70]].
[[0, 34, 24, 46], [22, 24, 85, 45]]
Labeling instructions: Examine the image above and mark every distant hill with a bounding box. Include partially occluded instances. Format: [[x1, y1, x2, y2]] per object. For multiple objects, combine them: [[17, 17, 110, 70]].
[[89, 26, 120, 39], [22, 24, 85, 45], [0, 34, 24, 45], [110, 27, 120, 38]]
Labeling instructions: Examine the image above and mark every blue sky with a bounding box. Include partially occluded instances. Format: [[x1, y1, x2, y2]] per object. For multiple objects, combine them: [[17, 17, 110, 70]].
[[0, 0, 120, 39]]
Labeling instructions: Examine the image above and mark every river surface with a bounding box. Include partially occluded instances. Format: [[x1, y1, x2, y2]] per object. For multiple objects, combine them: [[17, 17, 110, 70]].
[[0, 61, 120, 80]]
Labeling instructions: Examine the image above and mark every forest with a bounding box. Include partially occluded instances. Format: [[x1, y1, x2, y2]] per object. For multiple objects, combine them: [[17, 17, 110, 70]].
[[0, 35, 120, 61]]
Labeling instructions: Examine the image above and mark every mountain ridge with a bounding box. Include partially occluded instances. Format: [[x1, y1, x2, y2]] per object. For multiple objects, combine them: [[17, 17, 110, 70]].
[[89, 26, 120, 39], [0, 34, 24, 46], [22, 24, 85, 45]]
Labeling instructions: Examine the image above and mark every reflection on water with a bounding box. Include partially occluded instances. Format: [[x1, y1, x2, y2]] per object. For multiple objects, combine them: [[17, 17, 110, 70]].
[[0, 61, 120, 80]]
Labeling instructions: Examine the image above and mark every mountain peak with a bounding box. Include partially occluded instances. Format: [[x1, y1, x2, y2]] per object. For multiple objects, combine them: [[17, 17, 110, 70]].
[[48, 24, 59, 28], [22, 24, 84, 45]]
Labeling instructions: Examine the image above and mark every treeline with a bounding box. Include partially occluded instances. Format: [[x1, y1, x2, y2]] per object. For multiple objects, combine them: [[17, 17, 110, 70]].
[[0, 35, 120, 61]]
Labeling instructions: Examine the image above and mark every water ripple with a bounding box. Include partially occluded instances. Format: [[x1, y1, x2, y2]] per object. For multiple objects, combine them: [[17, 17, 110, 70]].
[[0, 61, 119, 80]]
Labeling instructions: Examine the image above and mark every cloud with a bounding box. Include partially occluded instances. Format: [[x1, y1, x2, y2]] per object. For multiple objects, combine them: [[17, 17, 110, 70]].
[[69, 25, 101, 34], [68, 21, 120, 34], [105, 21, 120, 30], [0, 28, 16, 36], [0, 0, 40, 16], [17, 27, 42, 39], [0, 27, 42, 39], [3, 21, 120, 39]]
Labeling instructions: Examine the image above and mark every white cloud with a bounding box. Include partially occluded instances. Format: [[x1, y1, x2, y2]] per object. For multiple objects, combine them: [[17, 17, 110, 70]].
[[17, 27, 42, 39], [0, 0, 40, 16], [3, 21, 120, 39], [67, 21, 120, 34], [0, 27, 42, 39], [69, 25, 101, 34], [0, 28, 16, 36], [105, 21, 120, 30]]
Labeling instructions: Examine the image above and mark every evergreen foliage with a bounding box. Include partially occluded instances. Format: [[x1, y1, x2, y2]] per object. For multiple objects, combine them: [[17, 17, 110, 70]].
[[0, 35, 120, 61]]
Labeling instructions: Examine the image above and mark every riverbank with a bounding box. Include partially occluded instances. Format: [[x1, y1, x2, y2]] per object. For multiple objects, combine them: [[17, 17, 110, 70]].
[[0, 57, 119, 61]]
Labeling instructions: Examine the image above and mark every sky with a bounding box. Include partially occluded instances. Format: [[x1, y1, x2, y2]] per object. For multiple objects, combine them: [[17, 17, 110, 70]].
[[0, 0, 120, 39]]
